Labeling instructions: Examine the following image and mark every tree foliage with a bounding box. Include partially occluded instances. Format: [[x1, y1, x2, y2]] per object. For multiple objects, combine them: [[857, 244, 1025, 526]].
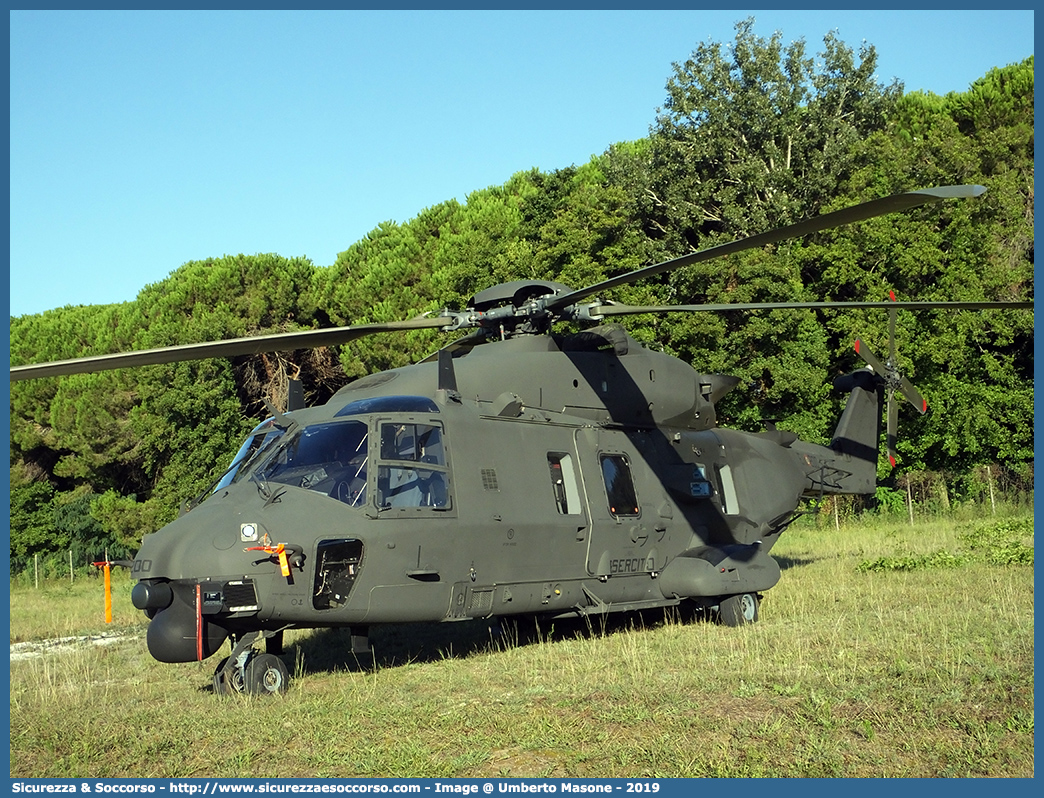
[[8, 30, 1033, 564], [646, 18, 900, 253]]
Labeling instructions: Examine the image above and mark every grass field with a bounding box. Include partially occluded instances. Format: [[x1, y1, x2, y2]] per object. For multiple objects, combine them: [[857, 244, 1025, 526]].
[[9, 511, 1034, 778]]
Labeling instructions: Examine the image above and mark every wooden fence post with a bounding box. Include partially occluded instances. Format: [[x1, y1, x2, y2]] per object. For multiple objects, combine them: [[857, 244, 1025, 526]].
[[906, 478, 915, 526], [987, 466, 997, 515]]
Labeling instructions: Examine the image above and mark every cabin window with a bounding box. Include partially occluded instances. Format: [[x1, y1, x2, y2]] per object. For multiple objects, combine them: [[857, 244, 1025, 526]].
[[377, 422, 451, 509], [716, 463, 739, 515], [599, 454, 640, 518], [547, 452, 581, 515]]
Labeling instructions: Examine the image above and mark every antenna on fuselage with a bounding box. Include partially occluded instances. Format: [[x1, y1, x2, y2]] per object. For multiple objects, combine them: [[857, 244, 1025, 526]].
[[437, 348, 458, 393]]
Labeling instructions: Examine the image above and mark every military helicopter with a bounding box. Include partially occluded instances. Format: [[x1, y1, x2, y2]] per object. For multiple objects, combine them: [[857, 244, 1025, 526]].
[[10, 185, 1031, 695]]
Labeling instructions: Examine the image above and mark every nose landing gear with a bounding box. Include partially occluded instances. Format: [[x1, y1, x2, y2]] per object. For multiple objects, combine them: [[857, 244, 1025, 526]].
[[212, 630, 290, 696]]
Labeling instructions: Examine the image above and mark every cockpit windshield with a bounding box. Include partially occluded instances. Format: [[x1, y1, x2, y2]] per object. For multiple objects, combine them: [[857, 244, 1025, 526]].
[[226, 412, 451, 511], [256, 420, 370, 506], [215, 419, 285, 492]]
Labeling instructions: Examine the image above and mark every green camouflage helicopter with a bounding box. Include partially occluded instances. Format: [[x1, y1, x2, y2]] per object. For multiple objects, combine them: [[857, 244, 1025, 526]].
[[10, 185, 1031, 695]]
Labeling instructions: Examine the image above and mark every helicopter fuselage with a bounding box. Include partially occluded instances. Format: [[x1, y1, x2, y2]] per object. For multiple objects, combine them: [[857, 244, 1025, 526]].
[[131, 328, 878, 664]]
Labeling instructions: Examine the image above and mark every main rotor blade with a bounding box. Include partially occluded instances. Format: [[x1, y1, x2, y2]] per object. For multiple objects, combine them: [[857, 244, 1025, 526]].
[[10, 316, 451, 382], [547, 185, 987, 312], [591, 300, 1032, 317], [417, 329, 487, 364]]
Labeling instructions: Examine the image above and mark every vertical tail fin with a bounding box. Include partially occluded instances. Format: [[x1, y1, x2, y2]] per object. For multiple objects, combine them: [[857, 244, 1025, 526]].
[[829, 368, 884, 494]]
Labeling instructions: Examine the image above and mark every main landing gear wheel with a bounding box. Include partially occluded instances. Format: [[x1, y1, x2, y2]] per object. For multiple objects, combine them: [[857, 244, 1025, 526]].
[[245, 653, 289, 695], [718, 593, 759, 626]]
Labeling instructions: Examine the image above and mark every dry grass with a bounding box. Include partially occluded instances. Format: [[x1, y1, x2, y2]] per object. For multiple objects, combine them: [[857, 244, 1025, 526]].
[[9, 512, 1034, 778]]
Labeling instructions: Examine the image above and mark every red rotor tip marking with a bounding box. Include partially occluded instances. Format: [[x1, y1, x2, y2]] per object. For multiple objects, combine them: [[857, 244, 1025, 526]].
[[922, 399, 928, 413], [889, 454, 897, 468], [854, 340, 861, 353], [889, 290, 897, 302]]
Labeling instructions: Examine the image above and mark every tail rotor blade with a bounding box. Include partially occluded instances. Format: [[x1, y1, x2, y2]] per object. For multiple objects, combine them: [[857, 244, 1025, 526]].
[[887, 291, 898, 365], [899, 375, 928, 415], [887, 395, 899, 469], [853, 339, 887, 375]]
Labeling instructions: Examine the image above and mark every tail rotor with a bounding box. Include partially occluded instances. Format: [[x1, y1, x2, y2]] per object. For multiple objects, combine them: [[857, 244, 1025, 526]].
[[853, 292, 927, 467]]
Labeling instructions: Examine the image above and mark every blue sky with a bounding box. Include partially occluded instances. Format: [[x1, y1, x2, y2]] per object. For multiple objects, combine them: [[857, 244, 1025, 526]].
[[8, 9, 1035, 318]]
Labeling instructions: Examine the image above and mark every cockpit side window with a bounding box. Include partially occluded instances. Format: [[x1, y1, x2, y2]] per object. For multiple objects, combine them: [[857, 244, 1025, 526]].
[[380, 423, 445, 465], [376, 422, 450, 509], [219, 420, 283, 490]]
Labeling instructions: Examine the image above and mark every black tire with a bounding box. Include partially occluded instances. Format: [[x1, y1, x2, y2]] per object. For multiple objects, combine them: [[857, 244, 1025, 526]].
[[718, 593, 759, 626], [245, 652, 289, 695], [213, 656, 246, 695]]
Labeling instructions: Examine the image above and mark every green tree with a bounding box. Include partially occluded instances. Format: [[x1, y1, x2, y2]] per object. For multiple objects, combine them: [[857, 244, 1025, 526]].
[[314, 201, 466, 378], [804, 57, 1034, 477], [8, 476, 55, 560], [647, 18, 899, 256], [613, 20, 901, 438]]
